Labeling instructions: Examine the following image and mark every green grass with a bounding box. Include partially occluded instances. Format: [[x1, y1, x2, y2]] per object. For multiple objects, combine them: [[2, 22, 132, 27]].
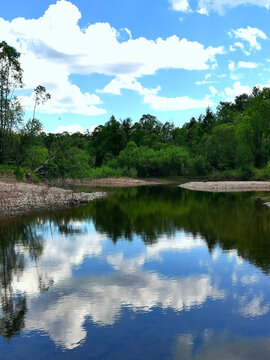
[[87, 166, 137, 179]]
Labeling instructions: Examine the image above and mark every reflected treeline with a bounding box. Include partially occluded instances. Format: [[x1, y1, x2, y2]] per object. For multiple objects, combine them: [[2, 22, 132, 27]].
[[48, 185, 270, 273], [1, 185, 270, 339], [2, 186, 270, 273], [0, 218, 50, 339]]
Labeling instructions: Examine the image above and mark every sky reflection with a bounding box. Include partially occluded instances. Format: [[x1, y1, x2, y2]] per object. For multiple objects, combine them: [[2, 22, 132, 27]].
[[1, 188, 270, 359]]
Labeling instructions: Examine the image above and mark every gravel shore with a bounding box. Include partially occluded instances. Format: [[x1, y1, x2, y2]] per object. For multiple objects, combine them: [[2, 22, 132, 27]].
[[180, 181, 270, 192], [48, 177, 175, 187], [0, 179, 106, 219]]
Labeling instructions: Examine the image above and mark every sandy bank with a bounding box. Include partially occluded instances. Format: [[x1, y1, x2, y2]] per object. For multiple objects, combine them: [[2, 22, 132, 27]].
[[47, 177, 175, 188], [0, 180, 105, 219], [180, 181, 270, 192]]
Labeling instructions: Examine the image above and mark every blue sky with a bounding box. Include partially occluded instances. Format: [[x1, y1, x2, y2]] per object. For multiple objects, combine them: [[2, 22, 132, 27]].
[[0, 0, 270, 133]]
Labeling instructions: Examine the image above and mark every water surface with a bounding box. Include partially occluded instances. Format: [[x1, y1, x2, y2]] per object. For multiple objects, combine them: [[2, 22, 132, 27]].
[[1, 185, 270, 359]]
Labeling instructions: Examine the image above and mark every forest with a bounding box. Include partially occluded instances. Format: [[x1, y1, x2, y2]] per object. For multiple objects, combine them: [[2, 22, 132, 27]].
[[1, 40, 270, 180]]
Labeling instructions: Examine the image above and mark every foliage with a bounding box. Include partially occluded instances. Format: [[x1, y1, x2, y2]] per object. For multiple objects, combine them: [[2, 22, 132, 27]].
[[2, 42, 270, 180]]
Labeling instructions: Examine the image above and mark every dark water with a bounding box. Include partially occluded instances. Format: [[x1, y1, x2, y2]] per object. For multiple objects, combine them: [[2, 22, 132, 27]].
[[1, 185, 270, 359]]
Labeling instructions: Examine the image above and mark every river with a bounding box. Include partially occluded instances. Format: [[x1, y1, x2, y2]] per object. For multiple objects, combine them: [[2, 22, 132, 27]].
[[0, 185, 270, 359]]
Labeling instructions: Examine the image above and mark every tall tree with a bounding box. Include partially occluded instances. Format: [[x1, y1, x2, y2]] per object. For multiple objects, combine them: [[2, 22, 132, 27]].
[[0, 41, 23, 163], [32, 85, 51, 120]]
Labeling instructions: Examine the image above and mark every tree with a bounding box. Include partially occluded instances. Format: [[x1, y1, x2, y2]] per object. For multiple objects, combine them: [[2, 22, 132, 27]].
[[0, 41, 23, 163], [32, 85, 51, 120], [90, 116, 127, 166]]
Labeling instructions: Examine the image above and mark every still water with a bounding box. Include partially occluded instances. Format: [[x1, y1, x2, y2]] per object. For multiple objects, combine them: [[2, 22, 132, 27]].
[[1, 185, 270, 359]]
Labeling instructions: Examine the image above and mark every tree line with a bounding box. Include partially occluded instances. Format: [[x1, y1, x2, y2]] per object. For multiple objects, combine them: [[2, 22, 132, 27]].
[[1, 40, 270, 180]]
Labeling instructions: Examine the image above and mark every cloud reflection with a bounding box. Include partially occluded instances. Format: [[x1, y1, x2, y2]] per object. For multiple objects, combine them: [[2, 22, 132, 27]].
[[174, 332, 270, 360], [6, 222, 225, 350]]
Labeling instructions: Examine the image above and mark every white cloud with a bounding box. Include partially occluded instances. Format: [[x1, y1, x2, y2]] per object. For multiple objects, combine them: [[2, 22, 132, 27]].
[[223, 81, 270, 101], [228, 61, 235, 71], [229, 42, 250, 55], [209, 86, 218, 96], [196, 73, 213, 85], [228, 26, 267, 51], [237, 61, 259, 68], [198, 0, 270, 15], [19, 82, 106, 116], [53, 123, 85, 134], [228, 60, 259, 72], [197, 6, 209, 15], [225, 82, 251, 100], [143, 93, 213, 111], [99, 75, 213, 111], [169, 0, 191, 12], [98, 75, 160, 96], [0, 0, 224, 116]]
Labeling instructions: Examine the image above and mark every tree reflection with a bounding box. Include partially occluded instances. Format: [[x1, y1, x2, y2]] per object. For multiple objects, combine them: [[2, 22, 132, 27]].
[[30, 185, 270, 272], [0, 293, 27, 339], [0, 219, 49, 339], [1, 184, 270, 340], [68, 186, 270, 272]]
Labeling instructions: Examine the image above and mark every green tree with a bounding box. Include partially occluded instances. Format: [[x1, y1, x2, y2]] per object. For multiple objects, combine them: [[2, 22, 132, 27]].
[[205, 124, 237, 170], [0, 41, 24, 164], [32, 85, 51, 120], [235, 119, 254, 172], [90, 116, 127, 166]]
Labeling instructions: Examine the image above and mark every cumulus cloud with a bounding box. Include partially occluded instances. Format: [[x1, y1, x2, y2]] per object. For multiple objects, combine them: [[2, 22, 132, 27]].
[[0, 0, 224, 116], [99, 75, 213, 111], [237, 61, 259, 68], [98, 75, 161, 96], [19, 83, 106, 116], [224, 81, 252, 100], [229, 42, 250, 55], [197, 0, 270, 15], [228, 61, 235, 71], [223, 81, 270, 101], [228, 26, 267, 51], [169, 0, 191, 12], [209, 86, 218, 96], [228, 61, 259, 72], [143, 93, 213, 111]]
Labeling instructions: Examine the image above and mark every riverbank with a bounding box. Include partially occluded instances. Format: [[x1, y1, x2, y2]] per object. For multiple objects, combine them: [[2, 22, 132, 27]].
[[180, 181, 270, 192], [46, 177, 175, 187], [0, 178, 106, 219]]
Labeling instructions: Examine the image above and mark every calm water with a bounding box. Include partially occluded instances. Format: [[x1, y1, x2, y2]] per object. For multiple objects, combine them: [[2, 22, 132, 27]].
[[1, 185, 270, 359]]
